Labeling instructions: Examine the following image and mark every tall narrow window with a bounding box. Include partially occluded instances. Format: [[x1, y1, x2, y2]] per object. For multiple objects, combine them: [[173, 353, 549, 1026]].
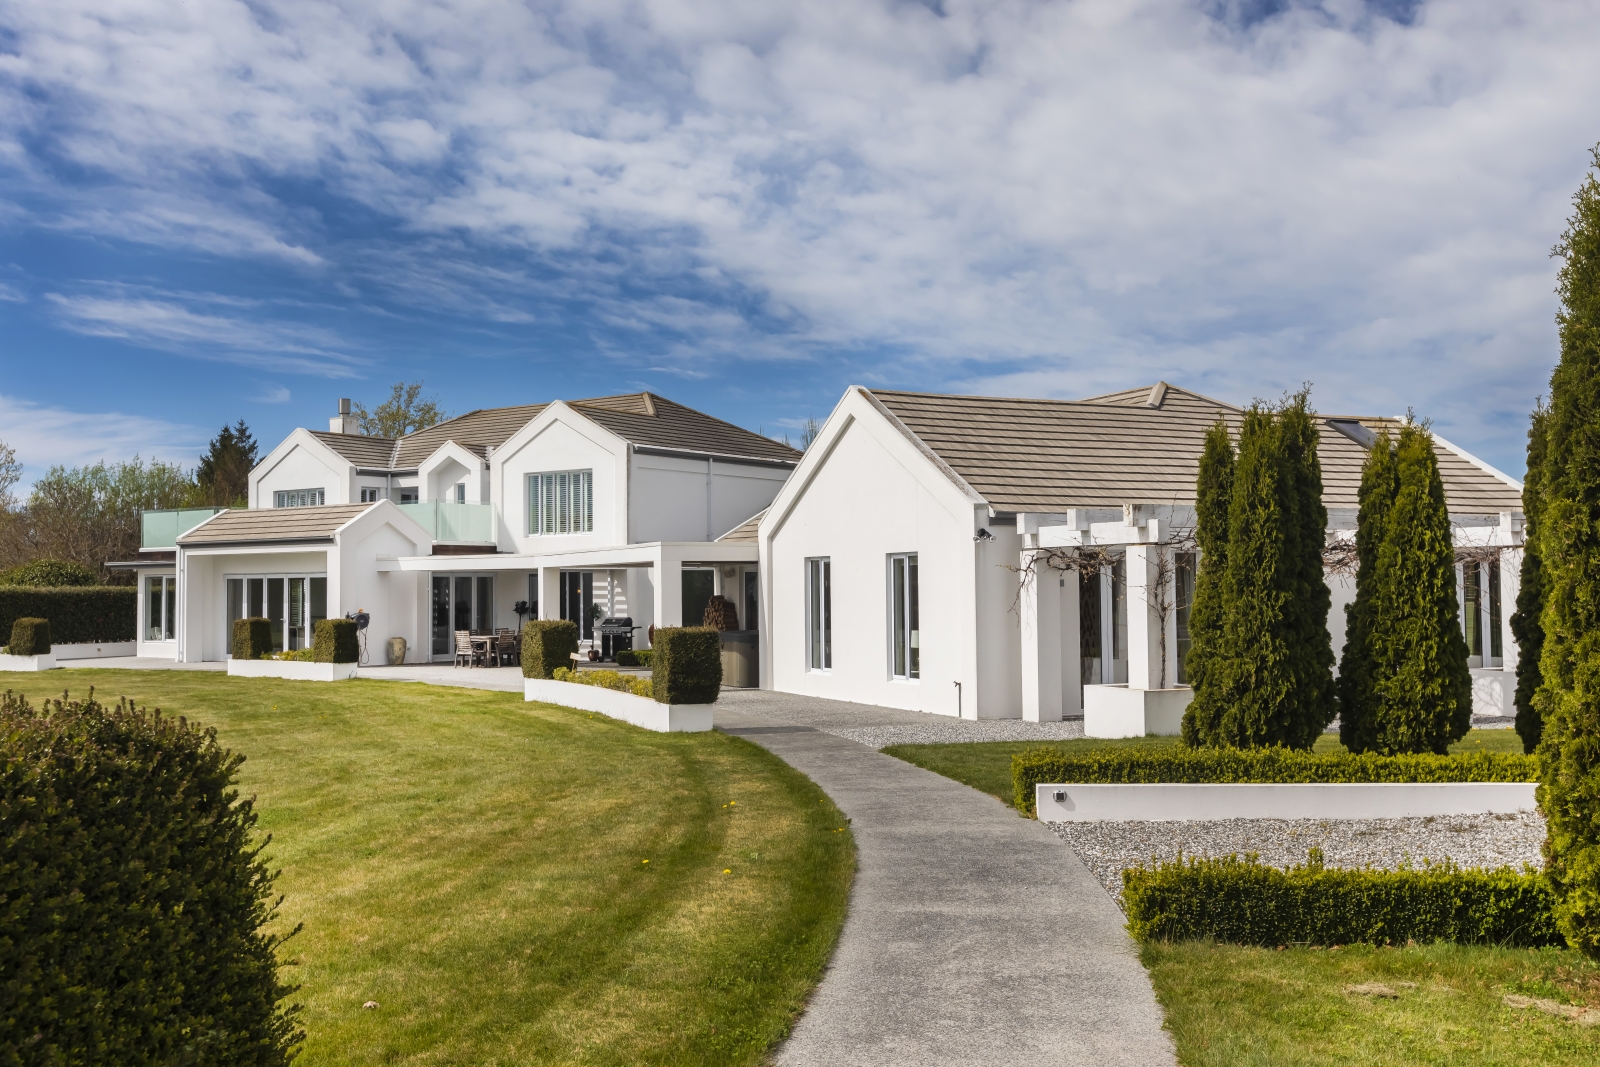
[[889, 553, 919, 679], [1080, 568, 1102, 687], [1488, 560, 1503, 664], [1109, 556, 1128, 685], [145, 575, 176, 641], [1174, 552, 1196, 685], [528, 471, 593, 535], [1463, 563, 1483, 666], [807, 557, 831, 671]]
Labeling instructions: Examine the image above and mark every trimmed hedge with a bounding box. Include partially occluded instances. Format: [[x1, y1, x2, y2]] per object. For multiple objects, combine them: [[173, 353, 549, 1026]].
[[0, 558, 99, 587], [651, 626, 722, 705], [615, 648, 653, 668], [552, 666, 654, 698], [521, 619, 579, 679], [313, 618, 358, 663], [0, 586, 135, 645], [233, 617, 273, 661], [1122, 850, 1561, 948], [0, 688, 302, 1063], [7, 617, 50, 656], [1013, 746, 1538, 815]]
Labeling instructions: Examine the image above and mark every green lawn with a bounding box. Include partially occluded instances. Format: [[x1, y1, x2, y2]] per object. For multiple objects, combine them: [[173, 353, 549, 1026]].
[[17, 669, 854, 1066], [1144, 941, 1600, 1066], [883, 729, 1526, 809]]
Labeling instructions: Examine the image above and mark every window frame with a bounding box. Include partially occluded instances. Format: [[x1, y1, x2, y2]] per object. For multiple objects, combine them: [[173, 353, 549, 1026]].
[[887, 552, 920, 681], [526, 470, 594, 536], [273, 487, 326, 508], [806, 557, 832, 672]]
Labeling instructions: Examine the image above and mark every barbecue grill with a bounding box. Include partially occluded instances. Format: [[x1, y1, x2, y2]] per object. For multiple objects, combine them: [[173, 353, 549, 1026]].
[[597, 617, 638, 661]]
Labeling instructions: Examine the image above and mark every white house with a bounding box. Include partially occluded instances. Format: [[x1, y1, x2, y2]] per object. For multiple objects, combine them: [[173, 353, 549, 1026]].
[[756, 383, 1526, 727], [119, 393, 800, 664]]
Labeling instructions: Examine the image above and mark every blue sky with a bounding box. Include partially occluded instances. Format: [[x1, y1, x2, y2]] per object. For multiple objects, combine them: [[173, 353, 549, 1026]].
[[2, 0, 1597, 488]]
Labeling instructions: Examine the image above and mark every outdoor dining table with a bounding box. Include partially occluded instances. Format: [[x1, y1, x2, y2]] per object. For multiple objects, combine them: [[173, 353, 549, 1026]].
[[469, 633, 499, 665]]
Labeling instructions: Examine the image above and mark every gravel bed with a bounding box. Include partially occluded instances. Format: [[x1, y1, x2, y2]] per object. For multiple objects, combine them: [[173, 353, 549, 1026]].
[[820, 717, 1086, 749], [1051, 812, 1547, 898]]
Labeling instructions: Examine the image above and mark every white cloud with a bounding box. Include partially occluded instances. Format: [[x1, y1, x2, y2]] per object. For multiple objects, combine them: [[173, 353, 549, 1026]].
[[2, 0, 1597, 469], [0, 393, 206, 490], [255, 384, 293, 403]]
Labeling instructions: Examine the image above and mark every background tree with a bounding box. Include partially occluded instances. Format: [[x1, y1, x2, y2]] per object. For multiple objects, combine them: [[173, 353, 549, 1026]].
[[354, 381, 447, 438], [1535, 144, 1600, 958], [1512, 401, 1549, 754], [196, 420, 259, 506], [1185, 393, 1334, 749], [1362, 423, 1472, 754], [1181, 420, 1235, 745], [1338, 430, 1400, 751]]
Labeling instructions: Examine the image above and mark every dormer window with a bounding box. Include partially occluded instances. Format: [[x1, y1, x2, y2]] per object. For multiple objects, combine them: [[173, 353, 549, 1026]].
[[455, 483, 466, 503], [275, 488, 325, 508], [528, 470, 593, 535]]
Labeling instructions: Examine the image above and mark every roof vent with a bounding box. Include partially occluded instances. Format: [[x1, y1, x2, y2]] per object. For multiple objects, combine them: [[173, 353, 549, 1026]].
[[1328, 419, 1378, 449], [1144, 382, 1169, 409]]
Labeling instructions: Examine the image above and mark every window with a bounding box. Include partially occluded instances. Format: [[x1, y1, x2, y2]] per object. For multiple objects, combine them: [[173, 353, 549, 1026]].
[[527, 470, 594, 535], [399, 488, 418, 504], [454, 482, 466, 503], [1175, 552, 1196, 685], [360, 487, 381, 503], [145, 575, 175, 641], [1461, 559, 1505, 668], [1079, 554, 1129, 689], [274, 488, 325, 508], [743, 570, 760, 634], [889, 553, 919, 680], [807, 557, 831, 671], [225, 574, 325, 653]]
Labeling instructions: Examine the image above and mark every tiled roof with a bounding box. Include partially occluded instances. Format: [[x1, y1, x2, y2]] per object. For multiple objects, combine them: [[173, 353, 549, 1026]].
[[302, 393, 799, 473], [178, 504, 373, 544], [716, 508, 768, 543], [869, 385, 1521, 515]]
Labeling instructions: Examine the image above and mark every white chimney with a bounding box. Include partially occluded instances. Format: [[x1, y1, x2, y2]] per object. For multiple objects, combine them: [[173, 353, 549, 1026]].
[[329, 397, 360, 435]]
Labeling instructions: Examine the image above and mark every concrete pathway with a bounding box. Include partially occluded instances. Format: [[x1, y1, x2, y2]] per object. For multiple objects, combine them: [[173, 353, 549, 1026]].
[[716, 690, 1175, 1066]]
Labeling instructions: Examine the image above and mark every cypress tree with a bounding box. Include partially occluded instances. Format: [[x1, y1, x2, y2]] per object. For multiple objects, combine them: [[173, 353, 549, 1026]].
[[1510, 402, 1548, 754], [1185, 397, 1334, 748], [1361, 423, 1473, 754], [1338, 431, 1400, 752], [1182, 420, 1235, 746], [1535, 145, 1600, 958]]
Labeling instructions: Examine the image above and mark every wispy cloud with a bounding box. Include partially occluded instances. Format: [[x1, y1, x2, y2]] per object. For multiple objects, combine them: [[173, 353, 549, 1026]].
[[255, 384, 292, 403], [45, 289, 365, 377], [0, 393, 206, 490]]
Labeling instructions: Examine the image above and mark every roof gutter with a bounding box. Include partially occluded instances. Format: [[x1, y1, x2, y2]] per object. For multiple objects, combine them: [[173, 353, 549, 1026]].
[[630, 445, 797, 469]]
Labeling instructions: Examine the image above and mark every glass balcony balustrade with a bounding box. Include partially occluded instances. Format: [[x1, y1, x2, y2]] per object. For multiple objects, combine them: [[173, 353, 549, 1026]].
[[140, 508, 231, 549], [398, 502, 495, 544]]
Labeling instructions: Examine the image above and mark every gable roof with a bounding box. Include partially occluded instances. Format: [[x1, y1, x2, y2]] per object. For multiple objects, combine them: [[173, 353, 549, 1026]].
[[717, 508, 768, 543], [297, 392, 798, 473], [868, 385, 1521, 515], [178, 503, 374, 545]]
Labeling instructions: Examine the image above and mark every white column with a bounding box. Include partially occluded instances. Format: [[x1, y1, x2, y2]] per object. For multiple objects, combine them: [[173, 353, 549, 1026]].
[[1125, 544, 1172, 690], [1020, 550, 1063, 722], [1060, 566, 1082, 716], [653, 548, 684, 632], [539, 567, 562, 621]]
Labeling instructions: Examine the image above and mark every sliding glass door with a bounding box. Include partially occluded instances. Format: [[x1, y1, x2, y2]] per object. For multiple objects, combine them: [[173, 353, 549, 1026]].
[[431, 573, 495, 657], [226, 574, 326, 654]]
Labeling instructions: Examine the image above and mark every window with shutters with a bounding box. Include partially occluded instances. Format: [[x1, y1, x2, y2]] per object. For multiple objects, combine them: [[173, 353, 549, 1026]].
[[527, 471, 594, 535]]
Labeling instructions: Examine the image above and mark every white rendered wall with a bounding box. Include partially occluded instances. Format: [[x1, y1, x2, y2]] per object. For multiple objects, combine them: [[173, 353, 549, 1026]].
[[183, 550, 328, 661], [494, 415, 627, 552], [342, 524, 426, 665], [974, 526, 1023, 718], [252, 438, 352, 507], [767, 415, 978, 717], [629, 452, 712, 543]]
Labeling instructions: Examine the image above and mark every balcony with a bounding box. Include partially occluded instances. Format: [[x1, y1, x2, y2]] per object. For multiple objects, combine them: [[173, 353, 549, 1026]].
[[140, 507, 231, 549], [399, 502, 495, 544]]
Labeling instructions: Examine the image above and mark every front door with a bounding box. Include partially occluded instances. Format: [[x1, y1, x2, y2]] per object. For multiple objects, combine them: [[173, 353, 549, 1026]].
[[560, 571, 594, 640], [682, 568, 714, 629]]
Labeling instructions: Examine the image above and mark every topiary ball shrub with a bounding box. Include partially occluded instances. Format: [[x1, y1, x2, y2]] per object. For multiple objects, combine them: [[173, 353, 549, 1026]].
[[313, 618, 359, 663], [652, 626, 722, 705], [0, 558, 99, 587], [6, 617, 50, 656], [232, 617, 273, 661], [522, 619, 579, 678], [0, 688, 303, 1063]]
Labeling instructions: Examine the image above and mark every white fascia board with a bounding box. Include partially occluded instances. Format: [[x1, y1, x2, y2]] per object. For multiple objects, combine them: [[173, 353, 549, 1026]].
[[1427, 428, 1525, 494], [488, 400, 628, 505], [178, 542, 334, 558], [249, 428, 355, 506], [417, 440, 486, 481], [335, 499, 432, 551], [392, 540, 758, 572], [760, 385, 987, 546]]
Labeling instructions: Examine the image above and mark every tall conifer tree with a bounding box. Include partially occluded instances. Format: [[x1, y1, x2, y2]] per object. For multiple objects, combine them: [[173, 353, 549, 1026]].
[[1182, 420, 1235, 745], [1279, 392, 1337, 744], [1338, 431, 1400, 751], [1535, 145, 1600, 957], [1511, 402, 1548, 754], [1362, 423, 1472, 754]]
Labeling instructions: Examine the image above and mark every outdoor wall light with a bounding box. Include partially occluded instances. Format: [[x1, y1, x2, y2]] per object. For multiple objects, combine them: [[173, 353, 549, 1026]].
[[1053, 791, 1065, 803], [973, 528, 994, 542]]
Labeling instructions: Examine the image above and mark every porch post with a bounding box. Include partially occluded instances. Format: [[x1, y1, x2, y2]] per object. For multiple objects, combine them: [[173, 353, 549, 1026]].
[[1020, 549, 1063, 722], [653, 548, 684, 632], [538, 567, 562, 621], [1125, 544, 1171, 690], [1060, 565, 1082, 716]]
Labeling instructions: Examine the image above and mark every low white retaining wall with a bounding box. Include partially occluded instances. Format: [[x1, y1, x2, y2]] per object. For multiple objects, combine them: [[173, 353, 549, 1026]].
[[1036, 782, 1539, 822], [0, 652, 57, 672], [52, 641, 138, 661], [524, 677, 713, 733], [228, 659, 359, 682], [1083, 685, 1191, 738]]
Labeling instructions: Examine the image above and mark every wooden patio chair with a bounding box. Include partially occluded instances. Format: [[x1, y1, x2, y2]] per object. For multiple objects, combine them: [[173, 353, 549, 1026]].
[[454, 630, 480, 668], [495, 628, 518, 666]]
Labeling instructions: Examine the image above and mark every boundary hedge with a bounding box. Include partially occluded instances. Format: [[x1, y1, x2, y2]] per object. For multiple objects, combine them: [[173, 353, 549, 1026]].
[[1122, 851, 1561, 948], [1013, 747, 1537, 815], [0, 587, 135, 645]]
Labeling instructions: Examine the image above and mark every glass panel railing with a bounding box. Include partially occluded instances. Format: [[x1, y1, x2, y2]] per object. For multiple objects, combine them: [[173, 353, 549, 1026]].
[[140, 507, 231, 549], [397, 502, 494, 544]]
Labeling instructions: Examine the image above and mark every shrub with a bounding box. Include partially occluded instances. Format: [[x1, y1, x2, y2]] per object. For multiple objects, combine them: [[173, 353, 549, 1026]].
[[521, 619, 579, 679], [0, 689, 302, 1063], [615, 649, 640, 667], [232, 617, 273, 661], [1011, 746, 1537, 815], [267, 648, 315, 662], [1181, 420, 1234, 742], [0, 558, 99, 587], [0, 587, 135, 645], [552, 666, 654, 698], [6, 617, 50, 656], [313, 618, 358, 663], [1122, 850, 1561, 948], [651, 626, 722, 705], [1511, 401, 1549, 754]]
